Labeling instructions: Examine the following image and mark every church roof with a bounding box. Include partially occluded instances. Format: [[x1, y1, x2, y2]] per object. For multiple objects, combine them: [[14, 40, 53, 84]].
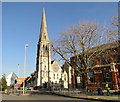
[[86, 40, 119, 54], [51, 60, 55, 64], [51, 60, 60, 65]]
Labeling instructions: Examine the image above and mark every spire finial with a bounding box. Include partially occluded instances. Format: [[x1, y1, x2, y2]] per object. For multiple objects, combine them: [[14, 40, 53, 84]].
[[42, 7, 45, 13]]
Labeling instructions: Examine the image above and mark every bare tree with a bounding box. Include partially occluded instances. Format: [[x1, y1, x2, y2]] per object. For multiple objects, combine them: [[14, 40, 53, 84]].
[[108, 15, 119, 41], [111, 15, 119, 27], [51, 21, 118, 92]]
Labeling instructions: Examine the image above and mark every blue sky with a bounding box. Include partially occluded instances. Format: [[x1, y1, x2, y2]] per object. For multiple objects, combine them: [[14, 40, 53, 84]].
[[2, 2, 118, 77]]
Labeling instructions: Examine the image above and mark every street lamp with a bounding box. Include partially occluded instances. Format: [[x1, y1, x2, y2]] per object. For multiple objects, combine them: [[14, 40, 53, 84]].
[[17, 64, 20, 91], [23, 44, 29, 95]]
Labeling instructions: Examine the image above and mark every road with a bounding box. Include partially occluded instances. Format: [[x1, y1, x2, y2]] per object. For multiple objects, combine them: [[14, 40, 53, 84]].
[[1, 94, 103, 102]]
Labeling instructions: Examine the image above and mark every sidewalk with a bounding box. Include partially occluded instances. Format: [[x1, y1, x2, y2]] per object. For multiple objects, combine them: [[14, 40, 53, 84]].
[[51, 91, 120, 102], [78, 95, 120, 101], [1, 90, 120, 101]]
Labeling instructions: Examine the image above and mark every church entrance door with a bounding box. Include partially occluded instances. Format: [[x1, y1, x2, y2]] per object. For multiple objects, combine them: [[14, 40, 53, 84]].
[[43, 82, 47, 88]]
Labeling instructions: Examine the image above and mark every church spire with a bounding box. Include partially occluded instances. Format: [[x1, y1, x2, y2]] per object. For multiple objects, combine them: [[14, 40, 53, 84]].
[[39, 8, 49, 42], [41, 8, 47, 32]]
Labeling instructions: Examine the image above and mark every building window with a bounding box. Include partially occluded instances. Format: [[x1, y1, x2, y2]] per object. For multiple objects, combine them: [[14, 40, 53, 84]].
[[42, 45, 45, 52], [88, 72, 95, 83], [57, 74, 59, 79], [102, 70, 111, 82], [53, 74, 55, 79], [64, 74, 66, 81], [44, 35, 46, 39], [44, 66, 46, 70], [46, 45, 48, 51]]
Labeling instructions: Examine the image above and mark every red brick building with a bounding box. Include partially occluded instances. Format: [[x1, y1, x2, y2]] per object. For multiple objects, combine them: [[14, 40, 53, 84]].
[[70, 41, 120, 90]]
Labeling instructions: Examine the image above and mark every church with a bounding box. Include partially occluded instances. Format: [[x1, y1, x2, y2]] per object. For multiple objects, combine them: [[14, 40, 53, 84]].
[[25, 8, 68, 89]]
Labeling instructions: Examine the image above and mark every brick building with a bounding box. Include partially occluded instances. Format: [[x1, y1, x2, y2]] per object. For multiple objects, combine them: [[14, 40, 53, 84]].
[[70, 41, 120, 90]]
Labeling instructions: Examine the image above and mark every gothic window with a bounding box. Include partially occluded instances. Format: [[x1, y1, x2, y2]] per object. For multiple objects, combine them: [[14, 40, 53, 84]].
[[57, 74, 59, 79], [42, 45, 45, 52], [53, 64, 59, 72], [64, 74, 66, 81], [88, 72, 95, 83], [53, 74, 55, 79], [44, 35, 46, 39], [44, 66, 46, 70], [102, 70, 111, 82], [46, 45, 48, 51]]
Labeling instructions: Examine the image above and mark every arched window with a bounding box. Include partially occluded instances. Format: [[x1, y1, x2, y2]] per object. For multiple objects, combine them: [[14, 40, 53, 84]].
[[64, 74, 66, 81], [42, 45, 45, 52], [44, 35, 46, 39], [44, 66, 46, 70], [57, 74, 59, 79], [53, 74, 55, 79], [46, 45, 47, 51]]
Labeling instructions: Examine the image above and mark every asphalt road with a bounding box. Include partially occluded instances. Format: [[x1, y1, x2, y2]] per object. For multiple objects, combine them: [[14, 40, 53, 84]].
[[1, 94, 103, 102]]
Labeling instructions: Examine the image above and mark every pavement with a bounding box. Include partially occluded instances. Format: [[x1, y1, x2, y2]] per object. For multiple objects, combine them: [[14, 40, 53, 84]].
[[62, 94, 120, 102], [51, 91, 120, 102], [1, 90, 120, 102], [1, 93, 99, 102]]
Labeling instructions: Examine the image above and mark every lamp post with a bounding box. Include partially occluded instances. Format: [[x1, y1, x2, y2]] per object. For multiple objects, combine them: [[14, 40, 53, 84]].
[[23, 44, 29, 95], [17, 64, 20, 91]]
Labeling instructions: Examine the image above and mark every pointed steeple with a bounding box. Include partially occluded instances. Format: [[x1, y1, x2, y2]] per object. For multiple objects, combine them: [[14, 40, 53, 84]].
[[39, 8, 49, 42], [41, 8, 47, 32]]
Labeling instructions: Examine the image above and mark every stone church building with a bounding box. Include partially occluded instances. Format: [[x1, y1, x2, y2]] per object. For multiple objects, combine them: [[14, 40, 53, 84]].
[[25, 8, 68, 89]]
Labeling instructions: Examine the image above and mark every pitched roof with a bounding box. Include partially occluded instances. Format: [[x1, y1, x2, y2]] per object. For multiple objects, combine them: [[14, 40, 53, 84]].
[[87, 40, 119, 53], [7, 72, 18, 79]]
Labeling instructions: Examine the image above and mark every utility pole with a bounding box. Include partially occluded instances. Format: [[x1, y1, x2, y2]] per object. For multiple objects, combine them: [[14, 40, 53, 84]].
[[23, 44, 29, 95], [17, 64, 20, 91]]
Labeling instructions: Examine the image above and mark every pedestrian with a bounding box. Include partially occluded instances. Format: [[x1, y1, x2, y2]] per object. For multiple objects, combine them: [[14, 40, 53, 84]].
[[105, 82, 110, 96]]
